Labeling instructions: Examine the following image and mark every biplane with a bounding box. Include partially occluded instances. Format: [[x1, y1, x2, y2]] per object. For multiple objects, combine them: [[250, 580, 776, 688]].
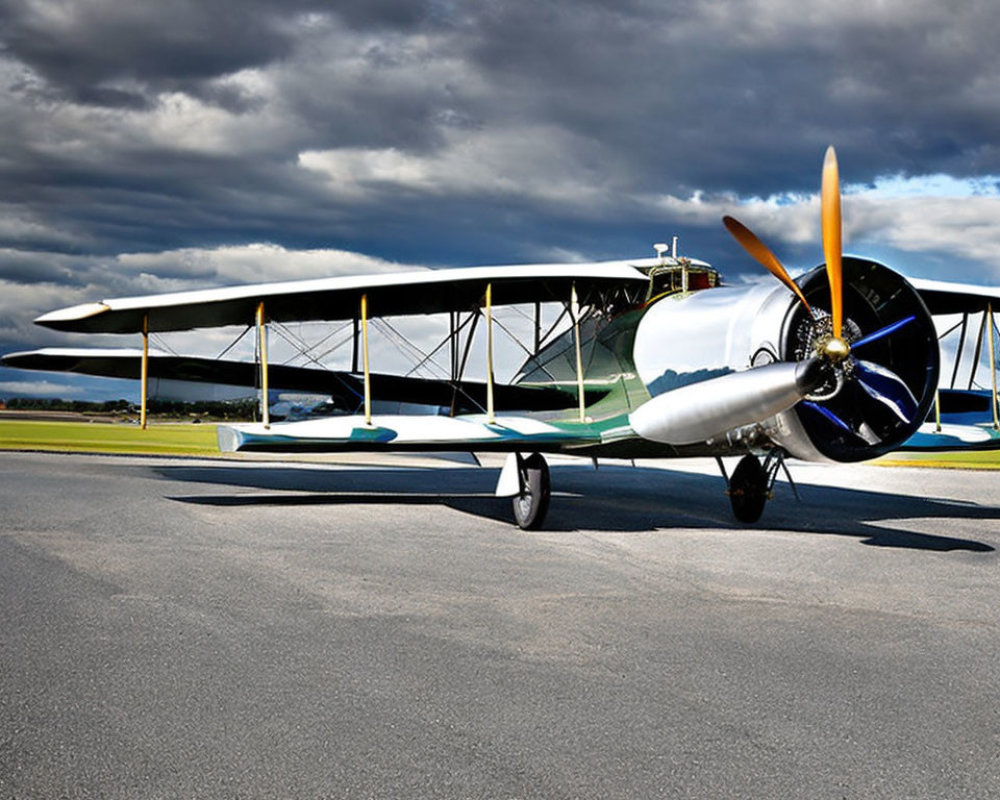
[[5, 147, 1000, 528]]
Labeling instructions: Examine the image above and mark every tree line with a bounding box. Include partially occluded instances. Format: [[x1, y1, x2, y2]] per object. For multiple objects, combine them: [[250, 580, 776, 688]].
[[2, 396, 258, 420]]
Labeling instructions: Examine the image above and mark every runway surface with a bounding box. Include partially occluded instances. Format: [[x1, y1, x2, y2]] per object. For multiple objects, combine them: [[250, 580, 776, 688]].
[[1, 450, 998, 799]]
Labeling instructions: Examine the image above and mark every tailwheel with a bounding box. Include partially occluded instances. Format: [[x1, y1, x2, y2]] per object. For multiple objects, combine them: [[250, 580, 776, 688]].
[[728, 454, 769, 524], [512, 452, 551, 530]]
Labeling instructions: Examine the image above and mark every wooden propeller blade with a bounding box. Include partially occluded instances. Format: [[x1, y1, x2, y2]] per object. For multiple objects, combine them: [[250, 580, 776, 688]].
[[821, 146, 843, 339], [723, 215, 813, 316]]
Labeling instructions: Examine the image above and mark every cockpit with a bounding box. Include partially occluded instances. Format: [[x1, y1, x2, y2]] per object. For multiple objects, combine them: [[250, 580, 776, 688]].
[[642, 259, 722, 304]]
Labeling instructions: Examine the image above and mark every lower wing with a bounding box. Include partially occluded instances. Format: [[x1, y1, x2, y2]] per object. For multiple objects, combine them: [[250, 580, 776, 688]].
[[0, 347, 608, 413], [216, 413, 622, 454], [899, 389, 1000, 451]]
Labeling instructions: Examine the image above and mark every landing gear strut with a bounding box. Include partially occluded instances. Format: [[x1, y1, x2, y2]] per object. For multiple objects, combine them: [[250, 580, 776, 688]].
[[511, 452, 551, 530]]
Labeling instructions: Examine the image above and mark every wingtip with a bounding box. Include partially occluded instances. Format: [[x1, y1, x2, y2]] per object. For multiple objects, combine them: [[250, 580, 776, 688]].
[[34, 302, 110, 329]]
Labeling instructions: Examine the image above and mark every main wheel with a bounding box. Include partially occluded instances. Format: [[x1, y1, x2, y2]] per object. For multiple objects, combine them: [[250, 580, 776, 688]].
[[512, 453, 551, 530], [729, 454, 769, 524]]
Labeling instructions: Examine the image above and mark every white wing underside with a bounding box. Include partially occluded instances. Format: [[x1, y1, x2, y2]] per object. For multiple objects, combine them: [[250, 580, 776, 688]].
[[217, 414, 602, 453]]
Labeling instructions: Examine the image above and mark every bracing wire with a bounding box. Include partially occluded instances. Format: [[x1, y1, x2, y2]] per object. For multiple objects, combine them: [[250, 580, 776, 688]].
[[216, 325, 253, 360]]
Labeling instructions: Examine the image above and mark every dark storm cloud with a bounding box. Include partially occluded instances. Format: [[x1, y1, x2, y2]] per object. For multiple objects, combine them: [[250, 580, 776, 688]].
[[1, 0, 1000, 336], [0, 0, 439, 107], [2, 1, 292, 105], [0, 249, 84, 285], [446, 0, 1000, 195]]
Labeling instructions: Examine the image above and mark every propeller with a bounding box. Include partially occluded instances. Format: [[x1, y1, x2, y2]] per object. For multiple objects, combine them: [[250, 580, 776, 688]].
[[725, 147, 849, 364], [722, 216, 814, 318], [723, 146, 921, 439], [821, 146, 845, 354]]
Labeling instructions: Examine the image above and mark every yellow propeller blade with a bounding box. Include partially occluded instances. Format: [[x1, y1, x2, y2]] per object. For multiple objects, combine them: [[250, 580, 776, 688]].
[[821, 145, 843, 340], [723, 215, 814, 317]]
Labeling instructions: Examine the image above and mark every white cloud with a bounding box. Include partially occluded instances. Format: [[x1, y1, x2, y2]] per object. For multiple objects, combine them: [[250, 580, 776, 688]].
[[648, 190, 820, 245], [850, 195, 1000, 269], [298, 126, 613, 209], [0, 244, 423, 355], [0, 379, 87, 397], [114, 243, 419, 286], [0, 204, 84, 248], [0, 279, 95, 333], [647, 176, 1000, 279], [141, 92, 250, 155], [854, 174, 1000, 199]]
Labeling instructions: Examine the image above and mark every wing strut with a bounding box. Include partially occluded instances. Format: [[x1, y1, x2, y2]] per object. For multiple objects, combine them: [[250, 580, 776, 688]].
[[485, 283, 495, 424], [140, 313, 149, 430], [950, 312, 968, 389], [534, 301, 542, 353], [361, 293, 372, 426], [571, 283, 585, 423], [256, 302, 271, 429], [990, 303, 999, 430], [969, 308, 987, 391], [352, 316, 360, 373], [450, 311, 458, 380]]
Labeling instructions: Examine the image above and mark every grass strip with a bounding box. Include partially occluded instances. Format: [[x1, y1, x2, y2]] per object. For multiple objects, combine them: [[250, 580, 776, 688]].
[[876, 449, 1000, 470], [3, 418, 1000, 468], [0, 419, 221, 456]]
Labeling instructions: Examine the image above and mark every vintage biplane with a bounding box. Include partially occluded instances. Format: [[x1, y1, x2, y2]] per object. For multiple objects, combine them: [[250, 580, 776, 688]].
[[6, 147, 1000, 528]]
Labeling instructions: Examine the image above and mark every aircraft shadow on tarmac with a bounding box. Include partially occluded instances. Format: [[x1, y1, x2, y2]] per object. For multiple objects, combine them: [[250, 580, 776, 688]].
[[158, 463, 997, 553]]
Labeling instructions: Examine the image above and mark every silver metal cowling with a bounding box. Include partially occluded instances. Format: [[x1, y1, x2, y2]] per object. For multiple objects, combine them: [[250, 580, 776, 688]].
[[629, 258, 939, 462], [632, 281, 794, 396], [628, 358, 824, 446], [629, 281, 798, 447]]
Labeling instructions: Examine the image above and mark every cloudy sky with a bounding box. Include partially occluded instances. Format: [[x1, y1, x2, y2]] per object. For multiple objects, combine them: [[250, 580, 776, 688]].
[[2, 0, 1000, 398]]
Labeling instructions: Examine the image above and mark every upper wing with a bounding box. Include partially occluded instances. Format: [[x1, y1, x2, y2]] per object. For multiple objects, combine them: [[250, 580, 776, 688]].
[[910, 277, 1000, 315], [34, 260, 660, 334], [903, 278, 1000, 451]]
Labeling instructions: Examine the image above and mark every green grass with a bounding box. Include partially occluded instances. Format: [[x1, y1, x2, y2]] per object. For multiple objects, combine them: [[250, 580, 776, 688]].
[[876, 449, 1000, 470], [3, 417, 1000, 468], [0, 419, 222, 456]]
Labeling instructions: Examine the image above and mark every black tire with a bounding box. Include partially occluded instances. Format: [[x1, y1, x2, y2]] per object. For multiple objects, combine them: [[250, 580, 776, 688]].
[[511, 453, 551, 530], [729, 454, 768, 524]]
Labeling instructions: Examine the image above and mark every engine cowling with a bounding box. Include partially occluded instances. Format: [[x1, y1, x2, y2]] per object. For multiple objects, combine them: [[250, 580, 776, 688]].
[[629, 257, 939, 462], [770, 257, 939, 462]]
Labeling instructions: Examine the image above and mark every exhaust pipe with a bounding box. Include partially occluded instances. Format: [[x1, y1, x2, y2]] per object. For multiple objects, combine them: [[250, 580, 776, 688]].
[[629, 358, 825, 446]]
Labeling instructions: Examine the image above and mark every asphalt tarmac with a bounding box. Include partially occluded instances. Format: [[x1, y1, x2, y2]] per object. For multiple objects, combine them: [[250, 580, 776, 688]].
[[1, 450, 998, 799]]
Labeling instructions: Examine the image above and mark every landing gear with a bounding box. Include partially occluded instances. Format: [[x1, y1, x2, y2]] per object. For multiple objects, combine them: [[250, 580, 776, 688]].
[[728, 454, 770, 523], [721, 450, 798, 524], [511, 452, 551, 530]]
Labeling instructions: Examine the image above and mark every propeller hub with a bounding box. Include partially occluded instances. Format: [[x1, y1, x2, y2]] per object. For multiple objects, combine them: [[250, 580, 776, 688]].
[[821, 336, 851, 363]]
